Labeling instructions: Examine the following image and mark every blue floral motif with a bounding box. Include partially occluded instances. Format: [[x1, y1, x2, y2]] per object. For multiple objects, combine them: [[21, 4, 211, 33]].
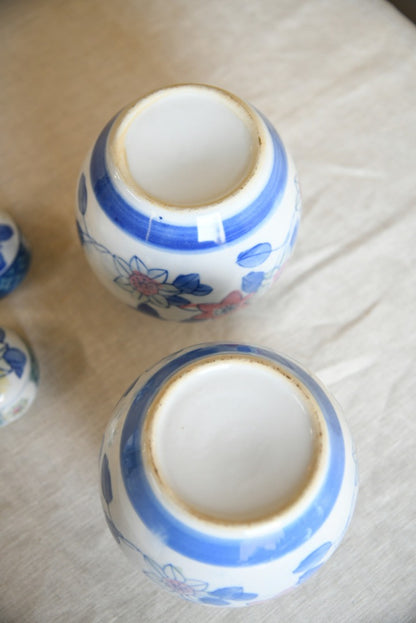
[[112, 256, 214, 309], [142, 556, 258, 606], [0, 224, 14, 274], [236, 177, 301, 280], [0, 330, 27, 379], [199, 586, 258, 606], [242, 271, 265, 293], [171, 273, 212, 296], [113, 256, 187, 308], [101, 454, 113, 506], [78, 173, 88, 216], [100, 474, 258, 607], [237, 175, 301, 295], [76, 197, 214, 315], [293, 541, 332, 585], [237, 243, 272, 268]]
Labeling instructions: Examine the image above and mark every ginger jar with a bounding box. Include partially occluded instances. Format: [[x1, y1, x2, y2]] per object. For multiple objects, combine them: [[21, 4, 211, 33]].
[[99, 343, 358, 606], [76, 84, 301, 321]]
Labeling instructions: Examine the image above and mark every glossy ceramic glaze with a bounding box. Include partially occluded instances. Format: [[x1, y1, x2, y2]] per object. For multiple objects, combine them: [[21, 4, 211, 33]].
[[99, 343, 358, 606], [76, 84, 301, 321], [0, 211, 31, 297], [0, 328, 39, 427]]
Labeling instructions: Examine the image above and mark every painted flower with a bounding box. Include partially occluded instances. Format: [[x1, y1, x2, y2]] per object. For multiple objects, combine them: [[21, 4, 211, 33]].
[[190, 290, 252, 320], [143, 557, 209, 600], [142, 556, 258, 606], [113, 256, 185, 308], [293, 541, 332, 585], [242, 271, 265, 293], [0, 331, 26, 379], [100, 508, 259, 606]]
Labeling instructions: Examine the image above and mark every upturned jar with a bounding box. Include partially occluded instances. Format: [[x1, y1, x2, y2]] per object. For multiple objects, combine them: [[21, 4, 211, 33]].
[[76, 84, 301, 321], [99, 343, 358, 606]]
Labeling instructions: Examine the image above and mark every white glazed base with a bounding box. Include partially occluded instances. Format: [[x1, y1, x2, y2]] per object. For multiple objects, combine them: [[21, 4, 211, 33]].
[[145, 355, 323, 524], [118, 86, 259, 206]]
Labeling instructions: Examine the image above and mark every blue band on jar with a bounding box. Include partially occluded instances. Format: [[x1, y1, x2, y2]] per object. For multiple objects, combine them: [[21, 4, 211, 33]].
[[90, 117, 288, 251], [120, 344, 346, 567]]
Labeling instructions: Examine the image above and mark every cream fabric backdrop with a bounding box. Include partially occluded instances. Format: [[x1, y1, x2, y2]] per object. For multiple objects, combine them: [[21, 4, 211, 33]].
[[1, 1, 415, 621]]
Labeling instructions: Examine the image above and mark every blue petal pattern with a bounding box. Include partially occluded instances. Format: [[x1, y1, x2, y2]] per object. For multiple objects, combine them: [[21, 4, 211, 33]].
[[242, 271, 265, 293], [3, 346, 27, 378], [78, 173, 88, 215], [172, 274, 213, 296], [237, 242, 272, 267], [293, 542, 332, 574], [0, 225, 13, 241], [101, 454, 113, 505], [207, 586, 258, 601]]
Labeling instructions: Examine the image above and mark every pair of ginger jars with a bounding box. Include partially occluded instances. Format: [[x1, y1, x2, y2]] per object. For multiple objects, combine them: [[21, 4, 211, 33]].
[[75, 84, 358, 607]]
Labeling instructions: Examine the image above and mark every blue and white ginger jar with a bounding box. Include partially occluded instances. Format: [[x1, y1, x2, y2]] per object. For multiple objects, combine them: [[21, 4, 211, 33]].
[[76, 84, 301, 321], [99, 343, 358, 606]]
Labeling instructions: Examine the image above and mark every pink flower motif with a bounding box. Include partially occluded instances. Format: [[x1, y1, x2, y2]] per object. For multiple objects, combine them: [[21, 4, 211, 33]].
[[190, 290, 252, 320]]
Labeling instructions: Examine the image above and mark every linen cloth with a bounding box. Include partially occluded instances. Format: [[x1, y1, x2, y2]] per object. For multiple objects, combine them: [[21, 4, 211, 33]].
[[1, 1, 415, 621]]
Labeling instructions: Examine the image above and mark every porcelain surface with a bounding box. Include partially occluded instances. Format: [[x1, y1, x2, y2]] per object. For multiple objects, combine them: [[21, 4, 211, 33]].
[[0, 328, 39, 427], [99, 343, 358, 606], [0, 211, 31, 297], [76, 85, 301, 321]]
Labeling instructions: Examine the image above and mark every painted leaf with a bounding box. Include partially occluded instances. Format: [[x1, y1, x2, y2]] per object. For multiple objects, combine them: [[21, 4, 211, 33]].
[[237, 243, 272, 267], [296, 564, 324, 585], [147, 268, 168, 283], [199, 596, 229, 606], [172, 273, 201, 293], [101, 454, 113, 505], [192, 283, 213, 296], [104, 513, 123, 544], [78, 173, 88, 215], [242, 271, 265, 293], [3, 346, 26, 378], [137, 303, 160, 318], [293, 541, 332, 574], [143, 555, 164, 576], [0, 225, 13, 241], [165, 294, 190, 307], [207, 586, 258, 601], [75, 221, 85, 245]]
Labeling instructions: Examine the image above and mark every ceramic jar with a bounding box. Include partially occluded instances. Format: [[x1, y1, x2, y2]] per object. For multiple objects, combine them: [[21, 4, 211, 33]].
[[0, 327, 39, 427], [0, 211, 31, 297], [76, 84, 301, 321], [99, 343, 358, 607]]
